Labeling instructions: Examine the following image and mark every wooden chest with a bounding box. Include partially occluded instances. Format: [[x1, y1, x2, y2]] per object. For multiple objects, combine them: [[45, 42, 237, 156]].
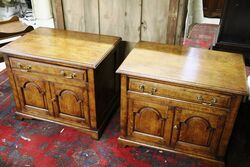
[[1, 28, 121, 139], [117, 42, 248, 166]]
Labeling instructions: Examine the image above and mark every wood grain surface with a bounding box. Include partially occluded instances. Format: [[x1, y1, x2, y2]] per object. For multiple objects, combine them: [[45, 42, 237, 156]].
[[100, 0, 141, 42], [141, 0, 170, 43], [53, 0, 187, 44], [117, 41, 248, 95], [62, 0, 99, 33], [1, 28, 121, 68]]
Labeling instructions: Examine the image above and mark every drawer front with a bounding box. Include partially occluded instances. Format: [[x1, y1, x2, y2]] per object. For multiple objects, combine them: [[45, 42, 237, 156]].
[[10, 58, 87, 81], [129, 78, 231, 108]]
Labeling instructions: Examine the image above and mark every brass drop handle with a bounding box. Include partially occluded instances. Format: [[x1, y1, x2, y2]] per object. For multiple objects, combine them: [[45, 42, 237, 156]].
[[17, 63, 22, 68], [65, 73, 76, 79], [24, 65, 32, 72], [197, 95, 217, 106], [60, 71, 76, 79], [197, 95, 204, 102], [151, 88, 157, 95], [139, 84, 145, 92], [210, 97, 217, 106], [17, 63, 32, 72]]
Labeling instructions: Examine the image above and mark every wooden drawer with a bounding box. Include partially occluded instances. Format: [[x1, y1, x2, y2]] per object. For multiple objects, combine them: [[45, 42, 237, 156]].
[[129, 78, 232, 109], [9, 57, 87, 81]]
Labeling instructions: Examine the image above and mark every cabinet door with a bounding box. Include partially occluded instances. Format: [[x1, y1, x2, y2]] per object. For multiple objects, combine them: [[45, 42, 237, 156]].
[[50, 83, 90, 128], [14, 74, 53, 116], [171, 107, 226, 157], [127, 96, 174, 146]]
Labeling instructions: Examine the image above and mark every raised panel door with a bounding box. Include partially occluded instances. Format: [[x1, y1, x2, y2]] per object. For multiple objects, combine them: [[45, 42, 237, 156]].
[[50, 83, 90, 128], [171, 107, 226, 157], [14, 74, 53, 116], [127, 94, 174, 146]]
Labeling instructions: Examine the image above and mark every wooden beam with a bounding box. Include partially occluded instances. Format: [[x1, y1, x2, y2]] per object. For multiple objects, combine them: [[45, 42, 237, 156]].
[[51, 0, 65, 29], [167, 0, 180, 44], [175, 0, 188, 45]]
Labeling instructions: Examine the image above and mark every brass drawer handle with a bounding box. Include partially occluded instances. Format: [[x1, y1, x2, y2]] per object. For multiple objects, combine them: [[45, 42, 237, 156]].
[[24, 65, 32, 72], [65, 73, 76, 79], [197, 95, 217, 106], [17, 63, 22, 68], [17, 63, 32, 72], [60, 71, 76, 79], [210, 97, 217, 106], [197, 95, 204, 102], [139, 84, 145, 92], [151, 87, 157, 95]]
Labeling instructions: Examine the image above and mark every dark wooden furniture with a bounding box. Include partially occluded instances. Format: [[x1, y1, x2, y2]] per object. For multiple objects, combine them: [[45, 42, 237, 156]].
[[0, 16, 34, 61], [117, 41, 248, 167], [0, 16, 34, 46], [214, 0, 250, 65], [0, 28, 121, 139], [203, 0, 225, 18]]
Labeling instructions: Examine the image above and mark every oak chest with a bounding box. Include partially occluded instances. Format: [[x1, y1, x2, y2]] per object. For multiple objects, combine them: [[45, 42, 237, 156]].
[[1, 28, 121, 139], [117, 42, 248, 166]]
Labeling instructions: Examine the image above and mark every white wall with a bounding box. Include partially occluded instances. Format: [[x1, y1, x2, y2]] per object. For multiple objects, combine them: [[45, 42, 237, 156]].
[[184, 0, 204, 37]]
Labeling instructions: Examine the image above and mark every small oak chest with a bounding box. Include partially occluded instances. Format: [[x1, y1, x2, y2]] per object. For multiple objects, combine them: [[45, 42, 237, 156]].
[[1, 28, 121, 139], [117, 41, 248, 166]]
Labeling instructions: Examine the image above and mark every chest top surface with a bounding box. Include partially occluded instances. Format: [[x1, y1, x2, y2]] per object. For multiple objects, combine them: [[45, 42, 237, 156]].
[[0, 27, 121, 68], [117, 41, 248, 95]]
